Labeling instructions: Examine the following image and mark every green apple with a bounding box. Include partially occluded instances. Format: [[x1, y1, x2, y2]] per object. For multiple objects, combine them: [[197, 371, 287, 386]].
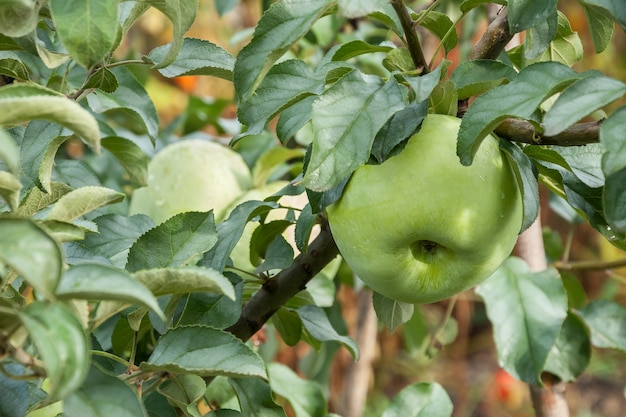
[[0, 0, 42, 37], [326, 114, 523, 304], [129, 139, 252, 224]]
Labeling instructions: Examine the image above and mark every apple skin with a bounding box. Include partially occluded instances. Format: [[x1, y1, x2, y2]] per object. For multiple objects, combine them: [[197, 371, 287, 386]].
[[129, 139, 252, 224], [326, 114, 523, 304]]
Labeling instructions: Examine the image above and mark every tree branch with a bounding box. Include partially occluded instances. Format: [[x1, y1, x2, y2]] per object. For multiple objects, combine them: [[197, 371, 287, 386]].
[[390, 0, 429, 73], [494, 119, 601, 146], [226, 219, 339, 341], [468, 10, 513, 61]]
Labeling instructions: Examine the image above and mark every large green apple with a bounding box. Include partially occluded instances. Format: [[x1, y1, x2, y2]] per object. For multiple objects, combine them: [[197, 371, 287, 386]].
[[129, 139, 252, 224], [326, 114, 523, 304]]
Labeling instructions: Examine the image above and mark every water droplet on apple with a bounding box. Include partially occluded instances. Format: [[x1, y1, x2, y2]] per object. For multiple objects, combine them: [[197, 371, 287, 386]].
[[500, 192, 505, 199]]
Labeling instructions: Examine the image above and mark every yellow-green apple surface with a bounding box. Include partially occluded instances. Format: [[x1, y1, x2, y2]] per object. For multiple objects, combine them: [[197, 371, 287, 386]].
[[326, 114, 523, 304], [129, 139, 252, 224]]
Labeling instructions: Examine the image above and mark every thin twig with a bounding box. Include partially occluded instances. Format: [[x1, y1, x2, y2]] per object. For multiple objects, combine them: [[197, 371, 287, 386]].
[[553, 257, 626, 272], [390, 0, 430, 73]]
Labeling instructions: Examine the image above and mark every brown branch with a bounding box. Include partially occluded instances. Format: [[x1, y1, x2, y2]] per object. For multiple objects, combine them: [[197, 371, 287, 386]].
[[468, 11, 513, 61], [495, 119, 601, 146], [390, 0, 429, 73], [226, 219, 339, 342]]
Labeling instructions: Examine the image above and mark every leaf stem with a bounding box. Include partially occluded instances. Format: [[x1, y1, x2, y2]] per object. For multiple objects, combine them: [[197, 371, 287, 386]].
[[390, 0, 430, 73]]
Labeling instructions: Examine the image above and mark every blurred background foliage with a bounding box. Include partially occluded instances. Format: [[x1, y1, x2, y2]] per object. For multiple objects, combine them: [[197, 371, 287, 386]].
[[80, 1, 626, 416]]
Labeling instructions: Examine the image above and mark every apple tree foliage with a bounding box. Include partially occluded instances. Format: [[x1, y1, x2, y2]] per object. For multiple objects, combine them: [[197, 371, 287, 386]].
[[0, 0, 625, 416]]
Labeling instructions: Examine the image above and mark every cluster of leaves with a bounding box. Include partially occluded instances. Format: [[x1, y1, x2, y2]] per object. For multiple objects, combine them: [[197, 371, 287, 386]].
[[0, 0, 626, 416]]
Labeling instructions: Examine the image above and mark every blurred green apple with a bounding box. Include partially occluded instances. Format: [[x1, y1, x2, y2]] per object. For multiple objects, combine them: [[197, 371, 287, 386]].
[[129, 139, 252, 224], [326, 114, 523, 304], [0, 0, 42, 37]]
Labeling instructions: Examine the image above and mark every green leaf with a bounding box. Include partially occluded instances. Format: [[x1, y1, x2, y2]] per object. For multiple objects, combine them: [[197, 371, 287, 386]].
[[202, 200, 276, 271], [294, 203, 316, 253], [0, 128, 19, 175], [64, 366, 148, 417], [86, 67, 159, 141], [56, 263, 165, 320], [238, 59, 326, 137], [80, 213, 155, 263], [276, 96, 315, 144], [0, 170, 20, 210], [0, 364, 28, 417], [451, 60, 517, 99], [372, 102, 427, 163], [581, 1, 616, 53], [428, 79, 457, 116], [298, 305, 359, 360], [500, 140, 540, 233], [529, 11, 583, 67], [507, 0, 558, 33], [101, 136, 150, 187], [0, 51, 29, 81], [0, 84, 100, 152], [381, 382, 453, 417], [457, 61, 583, 165], [581, 0, 626, 30], [252, 147, 305, 188], [543, 312, 591, 382], [35, 134, 73, 193], [142, 325, 267, 378], [302, 70, 407, 191], [229, 378, 286, 417], [16, 182, 74, 217], [234, 0, 335, 102], [476, 257, 568, 384], [415, 10, 457, 53], [253, 235, 294, 273], [268, 363, 327, 417], [0, 218, 62, 300], [273, 308, 303, 346], [601, 106, 626, 232], [18, 121, 63, 191], [126, 211, 218, 272], [157, 374, 206, 417], [149, 37, 234, 80], [206, 411, 245, 417], [144, 0, 198, 69], [372, 292, 414, 333], [19, 302, 90, 402], [83, 67, 119, 93], [331, 39, 392, 61], [543, 74, 626, 136], [133, 266, 236, 300], [579, 300, 626, 351], [177, 277, 242, 329], [49, 0, 119, 68], [338, 0, 387, 18], [524, 10, 558, 60], [46, 186, 125, 222]]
